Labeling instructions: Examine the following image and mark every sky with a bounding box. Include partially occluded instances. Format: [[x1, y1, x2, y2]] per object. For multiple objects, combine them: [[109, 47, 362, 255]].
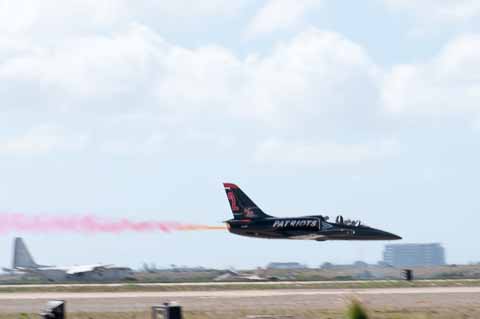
[[1, 0, 480, 270]]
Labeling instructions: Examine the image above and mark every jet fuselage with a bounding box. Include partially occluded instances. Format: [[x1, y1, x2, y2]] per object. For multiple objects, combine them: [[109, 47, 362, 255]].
[[223, 183, 401, 241], [226, 216, 400, 241]]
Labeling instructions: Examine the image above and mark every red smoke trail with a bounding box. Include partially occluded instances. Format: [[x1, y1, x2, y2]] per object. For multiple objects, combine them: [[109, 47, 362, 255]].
[[0, 213, 225, 234]]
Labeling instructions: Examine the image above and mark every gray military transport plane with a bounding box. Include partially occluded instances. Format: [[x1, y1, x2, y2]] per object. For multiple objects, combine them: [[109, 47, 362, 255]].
[[5, 237, 133, 282], [223, 183, 401, 241]]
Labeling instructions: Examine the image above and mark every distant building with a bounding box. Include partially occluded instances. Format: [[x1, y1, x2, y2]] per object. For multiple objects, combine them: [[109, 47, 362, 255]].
[[383, 243, 446, 267], [266, 262, 307, 270]]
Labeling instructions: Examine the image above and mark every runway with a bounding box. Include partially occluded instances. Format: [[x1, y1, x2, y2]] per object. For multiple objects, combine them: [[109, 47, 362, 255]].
[[1, 278, 479, 288], [2, 287, 480, 313]]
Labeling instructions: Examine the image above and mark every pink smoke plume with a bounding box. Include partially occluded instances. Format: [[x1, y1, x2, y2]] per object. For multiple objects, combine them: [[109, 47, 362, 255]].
[[0, 213, 225, 234]]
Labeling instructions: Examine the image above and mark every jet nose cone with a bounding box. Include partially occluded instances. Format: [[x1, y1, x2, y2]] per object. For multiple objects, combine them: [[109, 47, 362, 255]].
[[360, 227, 402, 240], [382, 231, 402, 240], [389, 233, 402, 240]]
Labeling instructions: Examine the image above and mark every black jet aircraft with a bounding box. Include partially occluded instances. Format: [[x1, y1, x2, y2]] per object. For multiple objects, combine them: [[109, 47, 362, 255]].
[[223, 183, 401, 241]]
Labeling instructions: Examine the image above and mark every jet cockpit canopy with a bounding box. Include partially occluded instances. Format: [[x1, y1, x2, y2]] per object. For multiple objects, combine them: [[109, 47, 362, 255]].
[[334, 215, 363, 227]]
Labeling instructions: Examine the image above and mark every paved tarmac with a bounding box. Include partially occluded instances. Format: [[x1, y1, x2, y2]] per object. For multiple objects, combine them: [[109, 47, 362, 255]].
[[2, 287, 480, 313], [1, 278, 479, 288]]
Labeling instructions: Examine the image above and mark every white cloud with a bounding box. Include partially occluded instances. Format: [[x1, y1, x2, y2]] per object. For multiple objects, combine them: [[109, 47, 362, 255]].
[[246, 0, 322, 37], [0, 126, 88, 154], [0, 0, 253, 44], [0, 26, 379, 123], [154, 44, 246, 114], [382, 34, 480, 118], [254, 138, 399, 166], [383, 0, 480, 26], [241, 29, 380, 128], [0, 25, 173, 120], [0, 0, 127, 38], [0, 10, 386, 165], [98, 132, 166, 156], [134, 0, 252, 18]]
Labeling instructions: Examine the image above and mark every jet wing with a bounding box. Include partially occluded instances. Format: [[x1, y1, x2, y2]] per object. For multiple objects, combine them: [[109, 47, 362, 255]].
[[65, 264, 111, 275], [288, 234, 327, 240], [3, 267, 26, 274]]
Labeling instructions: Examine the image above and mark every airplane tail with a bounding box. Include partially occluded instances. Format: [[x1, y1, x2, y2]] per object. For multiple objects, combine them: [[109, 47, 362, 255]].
[[13, 237, 40, 269], [223, 183, 272, 220]]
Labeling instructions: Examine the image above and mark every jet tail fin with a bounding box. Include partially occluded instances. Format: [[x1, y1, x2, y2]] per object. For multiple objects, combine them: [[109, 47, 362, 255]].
[[13, 237, 40, 269], [223, 183, 272, 220]]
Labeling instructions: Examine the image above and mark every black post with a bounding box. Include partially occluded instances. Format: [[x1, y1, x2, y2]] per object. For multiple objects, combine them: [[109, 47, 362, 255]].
[[40, 300, 65, 319], [403, 269, 413, 281], [152, 302, 183, 319]]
